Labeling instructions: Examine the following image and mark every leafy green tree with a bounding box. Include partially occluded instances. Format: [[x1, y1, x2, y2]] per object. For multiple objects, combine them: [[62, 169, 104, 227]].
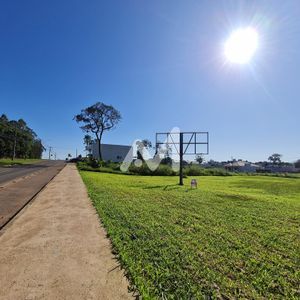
[[0, 114, 10, 157], [0, 114, 44, 159], [74, 102, 121, 160], [83, 134, 92, 156], [159, 143, 173, 165], [268, 153, 282, 165], [136, 139, 152, 161], [29, 139, 45, 158], [196, 155, 204, 164]]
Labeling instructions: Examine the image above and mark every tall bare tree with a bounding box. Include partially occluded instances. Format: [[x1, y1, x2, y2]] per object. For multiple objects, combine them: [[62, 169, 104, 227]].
[[74, 102, 121, 161]]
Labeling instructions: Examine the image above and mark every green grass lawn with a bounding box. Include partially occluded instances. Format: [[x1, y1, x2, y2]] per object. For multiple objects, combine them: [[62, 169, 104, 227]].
[[80, 171, 300, 299], [0, 158, 42, 167]]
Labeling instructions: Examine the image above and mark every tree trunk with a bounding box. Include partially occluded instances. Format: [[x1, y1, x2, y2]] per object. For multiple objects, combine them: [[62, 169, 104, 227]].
[[96, 131, 103, 161], [96, 138, 102, 161], [12, 126, 17, 161]]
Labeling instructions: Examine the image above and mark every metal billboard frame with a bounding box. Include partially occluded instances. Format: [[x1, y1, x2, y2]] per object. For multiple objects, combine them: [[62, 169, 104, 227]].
[[156, 132, 209, 185]]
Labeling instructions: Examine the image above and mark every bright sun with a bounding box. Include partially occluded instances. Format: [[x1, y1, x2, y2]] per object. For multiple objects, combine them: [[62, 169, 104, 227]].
[[224, 27, 258, 64]]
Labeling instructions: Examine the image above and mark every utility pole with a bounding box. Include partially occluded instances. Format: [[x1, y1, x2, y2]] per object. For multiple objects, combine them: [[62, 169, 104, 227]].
[[76, 149, 78, 158], [48, 146, 52, 160]]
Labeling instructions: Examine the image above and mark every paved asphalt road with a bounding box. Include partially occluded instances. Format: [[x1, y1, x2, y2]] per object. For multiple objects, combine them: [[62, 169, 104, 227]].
[[0, 160, 64, 186], [0, 160, 66, 230]]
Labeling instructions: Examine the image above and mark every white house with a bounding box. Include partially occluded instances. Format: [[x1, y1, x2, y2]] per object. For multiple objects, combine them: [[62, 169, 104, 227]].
[[89, 142, 131, 162]]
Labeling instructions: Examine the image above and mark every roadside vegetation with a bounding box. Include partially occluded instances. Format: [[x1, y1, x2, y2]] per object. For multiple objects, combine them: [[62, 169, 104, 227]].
[[0, 114, 44, 160], [80, 170, 300, 299], [0, 158, 42, 167], [77, 159, 233, 176], [77, 159, 299, 178]]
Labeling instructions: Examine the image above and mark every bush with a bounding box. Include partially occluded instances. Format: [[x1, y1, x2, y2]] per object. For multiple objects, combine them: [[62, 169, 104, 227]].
[[183, 165, 232, 176], [89, 158, 100, 168], [160, 157, 173, 165], [128, 162, 176, 176], [153, 164, 177, 176], [204, 168, 232, 176], [183, 165, 203, 176], [77, 159, 232, 177], [128, 163, 152, 175]]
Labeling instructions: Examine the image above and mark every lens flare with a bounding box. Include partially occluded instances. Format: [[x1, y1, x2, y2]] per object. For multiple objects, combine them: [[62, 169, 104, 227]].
[[224, 27, 258, 64]]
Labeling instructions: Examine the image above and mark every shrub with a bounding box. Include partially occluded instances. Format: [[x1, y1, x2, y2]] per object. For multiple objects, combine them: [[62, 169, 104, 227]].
[[160, 157, 173, 165], [183, 165, 232, 176], [183, 165, 203, 176], [77, 160, 232, 177], [205, 168, 232, 176], [128, 163, 152, 175], [128, 162, 176, 176], [89, 158, 100, 168], [153, 164, 177, 176]]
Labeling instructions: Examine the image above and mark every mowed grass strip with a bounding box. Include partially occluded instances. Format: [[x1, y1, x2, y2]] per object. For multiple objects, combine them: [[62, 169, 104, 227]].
[[0, 158, 41, 166], [80, 171, 300, 299]]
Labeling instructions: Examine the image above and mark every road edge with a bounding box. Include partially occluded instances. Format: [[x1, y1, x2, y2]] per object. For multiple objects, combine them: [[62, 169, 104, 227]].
[[0, 164, 66, 232]]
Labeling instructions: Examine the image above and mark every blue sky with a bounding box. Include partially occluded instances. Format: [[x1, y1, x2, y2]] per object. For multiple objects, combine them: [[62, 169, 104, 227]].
[[1, 0, 299, 162]]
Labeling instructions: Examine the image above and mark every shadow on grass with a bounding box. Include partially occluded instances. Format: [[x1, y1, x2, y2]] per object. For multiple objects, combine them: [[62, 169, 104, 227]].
[[142, 184, 181, 191]]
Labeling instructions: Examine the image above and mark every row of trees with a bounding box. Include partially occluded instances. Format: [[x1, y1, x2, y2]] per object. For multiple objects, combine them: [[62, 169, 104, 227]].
[[267, 154, 299, 167], [0, 114, 45, 159]]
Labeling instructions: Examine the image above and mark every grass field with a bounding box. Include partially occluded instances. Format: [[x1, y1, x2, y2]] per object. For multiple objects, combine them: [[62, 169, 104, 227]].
[[80, 171, 300, 299], [0, 158, 42, 167]]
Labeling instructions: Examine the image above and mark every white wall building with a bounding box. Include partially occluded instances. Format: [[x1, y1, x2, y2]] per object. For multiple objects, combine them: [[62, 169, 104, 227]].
[[89, 142, 131, 162]]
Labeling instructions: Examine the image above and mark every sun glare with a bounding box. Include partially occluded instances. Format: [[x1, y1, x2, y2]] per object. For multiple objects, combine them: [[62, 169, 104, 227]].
[[224, 27, 258, 64]]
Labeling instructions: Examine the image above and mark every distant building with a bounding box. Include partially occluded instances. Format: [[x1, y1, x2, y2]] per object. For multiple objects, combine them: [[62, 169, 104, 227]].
[[89, 142, 131, 162], [224, 161, 260, 173]]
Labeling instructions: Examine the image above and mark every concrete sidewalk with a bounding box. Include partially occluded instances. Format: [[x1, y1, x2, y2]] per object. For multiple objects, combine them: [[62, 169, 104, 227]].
[[0, 164, 133, 300]]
